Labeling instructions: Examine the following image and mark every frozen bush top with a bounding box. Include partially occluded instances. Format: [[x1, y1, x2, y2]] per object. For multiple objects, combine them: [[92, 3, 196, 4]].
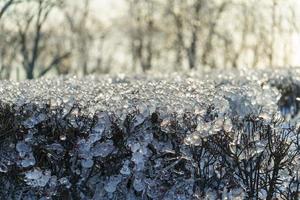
[[1, 68, 299, 119]]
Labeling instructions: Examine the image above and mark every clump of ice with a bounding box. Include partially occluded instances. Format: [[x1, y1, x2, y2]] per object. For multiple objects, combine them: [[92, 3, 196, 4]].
[[91, 140, 114, 157], [25, 169, 51, 187], [16, 141, 36, 168], [104, 175, 122, 193]]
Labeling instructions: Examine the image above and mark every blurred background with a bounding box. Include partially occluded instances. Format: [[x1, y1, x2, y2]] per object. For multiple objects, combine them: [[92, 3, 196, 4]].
[[0, 0, 300, 80]]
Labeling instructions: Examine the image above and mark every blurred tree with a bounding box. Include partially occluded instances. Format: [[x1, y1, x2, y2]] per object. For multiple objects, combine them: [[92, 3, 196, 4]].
[[64, 0, 90, 75], [63, 0, 111, 75], [127, 0, 156, 72], [201, 0, 229, 68], [0, 0, 299, 79], [15, 0, 70, 79], [187, 0, 203, 69], [0, 23, 18, 79]]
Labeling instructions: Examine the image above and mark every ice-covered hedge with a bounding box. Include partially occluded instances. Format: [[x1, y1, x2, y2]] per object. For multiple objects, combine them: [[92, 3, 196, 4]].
[[0, 69, 300, 199]]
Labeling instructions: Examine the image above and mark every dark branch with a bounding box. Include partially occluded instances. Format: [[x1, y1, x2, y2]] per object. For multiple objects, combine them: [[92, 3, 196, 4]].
[[0, 0, 14, 19], [38, 52, 71, 77]]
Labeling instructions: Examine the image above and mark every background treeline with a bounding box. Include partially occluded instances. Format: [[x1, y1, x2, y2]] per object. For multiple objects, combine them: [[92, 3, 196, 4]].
[[0, 0, 299, 80]]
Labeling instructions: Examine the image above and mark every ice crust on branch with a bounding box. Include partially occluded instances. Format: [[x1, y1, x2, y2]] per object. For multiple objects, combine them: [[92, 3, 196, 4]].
[[0, 69, 300, 199]]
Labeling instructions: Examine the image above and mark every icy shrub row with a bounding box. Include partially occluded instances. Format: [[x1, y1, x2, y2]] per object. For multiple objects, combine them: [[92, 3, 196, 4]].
[[0, 69, 299, 199]]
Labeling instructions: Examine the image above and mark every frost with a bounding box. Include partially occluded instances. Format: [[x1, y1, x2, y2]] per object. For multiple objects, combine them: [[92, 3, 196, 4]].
[[258, 189, 268, 199], [160, 118, 173, 133], [133, 176, 145, 192], [24, 129, 37, 142], [131, 151, 145, 171], [21, 155, 36, 168], [92, 112, 110, 134], [130, 143, 141, 153], [223, 118, 232, 132], [120, 160, 131, 175], [255, 141, 266, 154], [184, 132, 202, 146], [16, 141, 31, 156], [16, 141, 36, 167], [22, 113, 47, 128], [59, 177, 72, 188], [62, 96, 75, 117], [133, 113, 146, 127], [81, 158, 94, 168], [104, 175, 122, 193], [91, 140, 114, 157], [49, 176, 58, 187], [25, 169, 51, 187]]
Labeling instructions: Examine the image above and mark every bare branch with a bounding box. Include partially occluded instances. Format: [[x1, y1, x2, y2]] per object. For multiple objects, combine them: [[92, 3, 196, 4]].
[[0, 0, 14, 19], [38, 52, 71, 77]]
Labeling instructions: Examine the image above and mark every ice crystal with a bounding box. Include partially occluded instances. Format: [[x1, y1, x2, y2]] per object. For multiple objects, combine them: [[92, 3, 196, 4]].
[[25, 169, 51, 187], [81, 158, 94, 168], [59, 135, 67, 141], [133, 176, 145, 192], [91, 140, 114, 157], [22, 113, 47, 128], [131, 151, 145, 171], [120, 160, 131, 175], [0, 163, 8, 173], [59, 177, 71, 188], [16, 141, 31, 156], [104, 175, 122, 193], [21, 155, 36, 168]]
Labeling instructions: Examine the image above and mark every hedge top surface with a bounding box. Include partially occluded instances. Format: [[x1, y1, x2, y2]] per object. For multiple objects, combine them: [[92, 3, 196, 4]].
[[1, 68, 295, 119]]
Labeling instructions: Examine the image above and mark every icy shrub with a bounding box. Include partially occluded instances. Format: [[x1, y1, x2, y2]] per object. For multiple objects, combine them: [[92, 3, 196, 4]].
[[0, 69, 300, 199]]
